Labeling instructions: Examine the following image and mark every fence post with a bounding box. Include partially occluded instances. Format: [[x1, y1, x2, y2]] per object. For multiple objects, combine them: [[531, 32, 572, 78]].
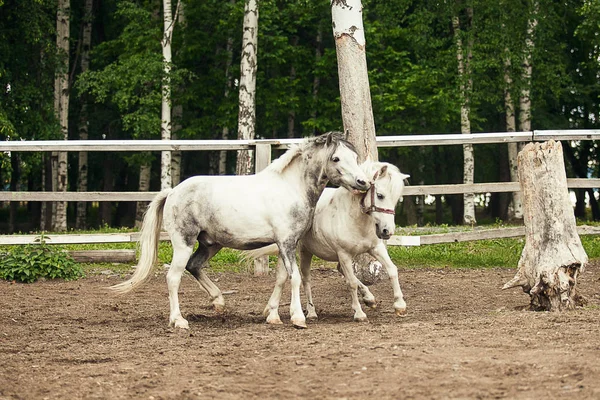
[[253, 142, 272, 275]]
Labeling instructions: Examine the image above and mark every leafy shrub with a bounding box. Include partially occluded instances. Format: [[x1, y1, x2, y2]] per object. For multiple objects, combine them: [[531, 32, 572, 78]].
[[0, 242, 83, 283]]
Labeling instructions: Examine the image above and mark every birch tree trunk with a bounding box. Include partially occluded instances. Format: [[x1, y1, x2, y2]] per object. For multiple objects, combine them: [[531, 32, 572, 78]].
[[170, 2, 184, 186], [76, 0, 93, 230], [53, 0, 70, 232], [331, 0, 381, 285], [160, 0, 180, 190], [331, 0, 377, 163], [452, 11, 476, 226], [519, 1, 538, 136], [236, 0, 258, 176], [503, 141, 587, 311], [504, 53, 523, 221], [311, 22, 322, 135], [135, 162, 152, 229]]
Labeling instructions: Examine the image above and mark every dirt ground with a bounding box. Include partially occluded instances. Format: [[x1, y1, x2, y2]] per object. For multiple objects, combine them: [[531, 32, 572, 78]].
[[1, 261, 600, 400]]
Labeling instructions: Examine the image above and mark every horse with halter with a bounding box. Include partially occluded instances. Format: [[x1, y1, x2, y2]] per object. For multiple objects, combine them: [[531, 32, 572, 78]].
[[109, 131, 370, 329], [246, 160, 410, 323]]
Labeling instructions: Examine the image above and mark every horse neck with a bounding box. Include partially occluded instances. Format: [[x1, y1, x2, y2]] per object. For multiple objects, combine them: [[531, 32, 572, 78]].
[[282, 149, 328, 207], [341, 187, 374, 222]]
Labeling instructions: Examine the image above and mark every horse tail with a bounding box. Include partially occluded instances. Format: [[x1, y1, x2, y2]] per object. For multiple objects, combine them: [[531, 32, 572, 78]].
[[240, 244, 280, 265], [109, 189, 171, 294]]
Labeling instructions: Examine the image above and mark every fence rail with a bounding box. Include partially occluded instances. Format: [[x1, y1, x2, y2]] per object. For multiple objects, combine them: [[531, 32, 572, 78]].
[[3, 225, 600, 247], [2, 129, 599, 246], [3, 130, 600, 152]]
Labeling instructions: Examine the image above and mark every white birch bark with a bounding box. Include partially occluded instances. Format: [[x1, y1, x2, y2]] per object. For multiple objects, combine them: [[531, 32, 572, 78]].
[[503, 141, 587, 311], [519, 1, 538, 135], [331, 0, 377, 163], [135, 163, 152, 229], [76, 0, 93, 230], [452, 12, 476, 225], [504, 53, 523, 220], [171, 106, 182, 187], [236, 0, 258, 176], [332, 0, 380, 284], [53, 0, 70, 232], [170, 2, 184, 187], [160, 0, 176, 190]]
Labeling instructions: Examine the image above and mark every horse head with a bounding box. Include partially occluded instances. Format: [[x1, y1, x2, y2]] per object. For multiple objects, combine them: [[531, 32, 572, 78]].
[[360, 161, 409, 240], [317, 131, 370, 194]]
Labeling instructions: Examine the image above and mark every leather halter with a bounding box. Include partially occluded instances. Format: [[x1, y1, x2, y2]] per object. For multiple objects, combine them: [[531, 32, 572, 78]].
[[360, 170, 396, 215]]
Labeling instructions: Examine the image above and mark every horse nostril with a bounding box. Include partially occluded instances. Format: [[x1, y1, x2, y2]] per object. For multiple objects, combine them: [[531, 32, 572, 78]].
[[382, 229, 389, 236], [357, 178, 366, 187]]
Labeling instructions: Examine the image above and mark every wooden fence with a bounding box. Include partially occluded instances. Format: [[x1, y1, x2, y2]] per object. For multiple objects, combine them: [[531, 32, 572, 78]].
[[1, 129, 599, 246]]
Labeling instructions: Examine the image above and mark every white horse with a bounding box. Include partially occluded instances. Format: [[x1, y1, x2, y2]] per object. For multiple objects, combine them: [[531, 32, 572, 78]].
[[109, 132, 370, 329], [246, 161, 409, 323]]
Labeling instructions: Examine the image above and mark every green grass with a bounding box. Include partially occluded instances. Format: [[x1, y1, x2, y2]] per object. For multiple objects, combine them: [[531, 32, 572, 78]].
[[3, 225, 600, 275]]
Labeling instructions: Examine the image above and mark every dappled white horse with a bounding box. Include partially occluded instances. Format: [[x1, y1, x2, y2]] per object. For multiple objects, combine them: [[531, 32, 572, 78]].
[[110, 132, 370, 329], [246, 161, 409, 323]]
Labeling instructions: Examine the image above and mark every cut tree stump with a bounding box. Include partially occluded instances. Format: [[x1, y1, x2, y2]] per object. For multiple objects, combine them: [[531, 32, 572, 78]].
[[503, 140, 588, 311]]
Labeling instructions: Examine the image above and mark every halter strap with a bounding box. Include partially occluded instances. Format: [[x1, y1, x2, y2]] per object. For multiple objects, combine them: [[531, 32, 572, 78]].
[[360, 170, 396, 215]]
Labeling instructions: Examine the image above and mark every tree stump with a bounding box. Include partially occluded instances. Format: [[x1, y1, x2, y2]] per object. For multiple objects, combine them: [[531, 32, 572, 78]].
[[503, 140, 588, 311]]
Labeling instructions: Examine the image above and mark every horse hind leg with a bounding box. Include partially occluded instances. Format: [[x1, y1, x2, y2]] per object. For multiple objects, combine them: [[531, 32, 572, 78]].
[[278, 241, 306, 329], [185, 243, 225, 312], [299, 247, 318, 320], [167, 239, 195, 329]]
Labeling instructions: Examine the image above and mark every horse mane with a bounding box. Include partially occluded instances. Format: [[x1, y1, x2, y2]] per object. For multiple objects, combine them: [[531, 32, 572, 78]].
[[265, 144, 303, 174], [264, 131, 350, 175]]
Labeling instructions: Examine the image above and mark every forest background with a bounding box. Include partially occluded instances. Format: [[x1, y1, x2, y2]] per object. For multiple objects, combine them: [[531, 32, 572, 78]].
[[0, 0, 599, 233]]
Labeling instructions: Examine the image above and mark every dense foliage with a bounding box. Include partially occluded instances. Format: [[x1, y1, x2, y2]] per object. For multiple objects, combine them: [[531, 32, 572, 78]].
[[0, 239, 83, 283], [0, 0, 599, 231]]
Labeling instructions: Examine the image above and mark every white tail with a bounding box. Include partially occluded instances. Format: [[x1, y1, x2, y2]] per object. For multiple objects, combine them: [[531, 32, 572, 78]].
[[109, 189, 171, 294]]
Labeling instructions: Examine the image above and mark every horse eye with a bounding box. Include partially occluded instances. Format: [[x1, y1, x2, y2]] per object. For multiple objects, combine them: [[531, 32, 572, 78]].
[[377, 193, 384, 200], [332, 156, 340, 162]]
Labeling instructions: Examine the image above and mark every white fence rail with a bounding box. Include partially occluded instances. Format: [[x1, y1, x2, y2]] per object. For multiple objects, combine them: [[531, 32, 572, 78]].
[[1, 129, 599, 246]]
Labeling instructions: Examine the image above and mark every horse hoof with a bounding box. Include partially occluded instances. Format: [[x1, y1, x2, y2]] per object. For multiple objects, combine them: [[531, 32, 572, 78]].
[[306, 313, 318, 321], [364, 301, 377, 309], [292, 319, 307, 329], [213, 304, 226, 314], [395, 308, 407, 317], [266, 317, 283, 325], [172, 319, 190, 330]]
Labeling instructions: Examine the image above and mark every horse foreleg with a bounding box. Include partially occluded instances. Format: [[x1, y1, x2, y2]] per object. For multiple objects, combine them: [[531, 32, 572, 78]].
[[279, 245, 306, 329], [370, 243, 407, 316], [338, 261, 375, 307], [299, 247, 317, 320], [167, 242, 194, 329], [356, 278, 377, 309], [263, 258, 286, 325], [338, 253, 368, 322]]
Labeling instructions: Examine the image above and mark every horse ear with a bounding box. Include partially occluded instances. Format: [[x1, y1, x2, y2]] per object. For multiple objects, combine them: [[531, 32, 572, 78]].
[[378, 165, 388, 178], [326, 132, 333, 146]]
